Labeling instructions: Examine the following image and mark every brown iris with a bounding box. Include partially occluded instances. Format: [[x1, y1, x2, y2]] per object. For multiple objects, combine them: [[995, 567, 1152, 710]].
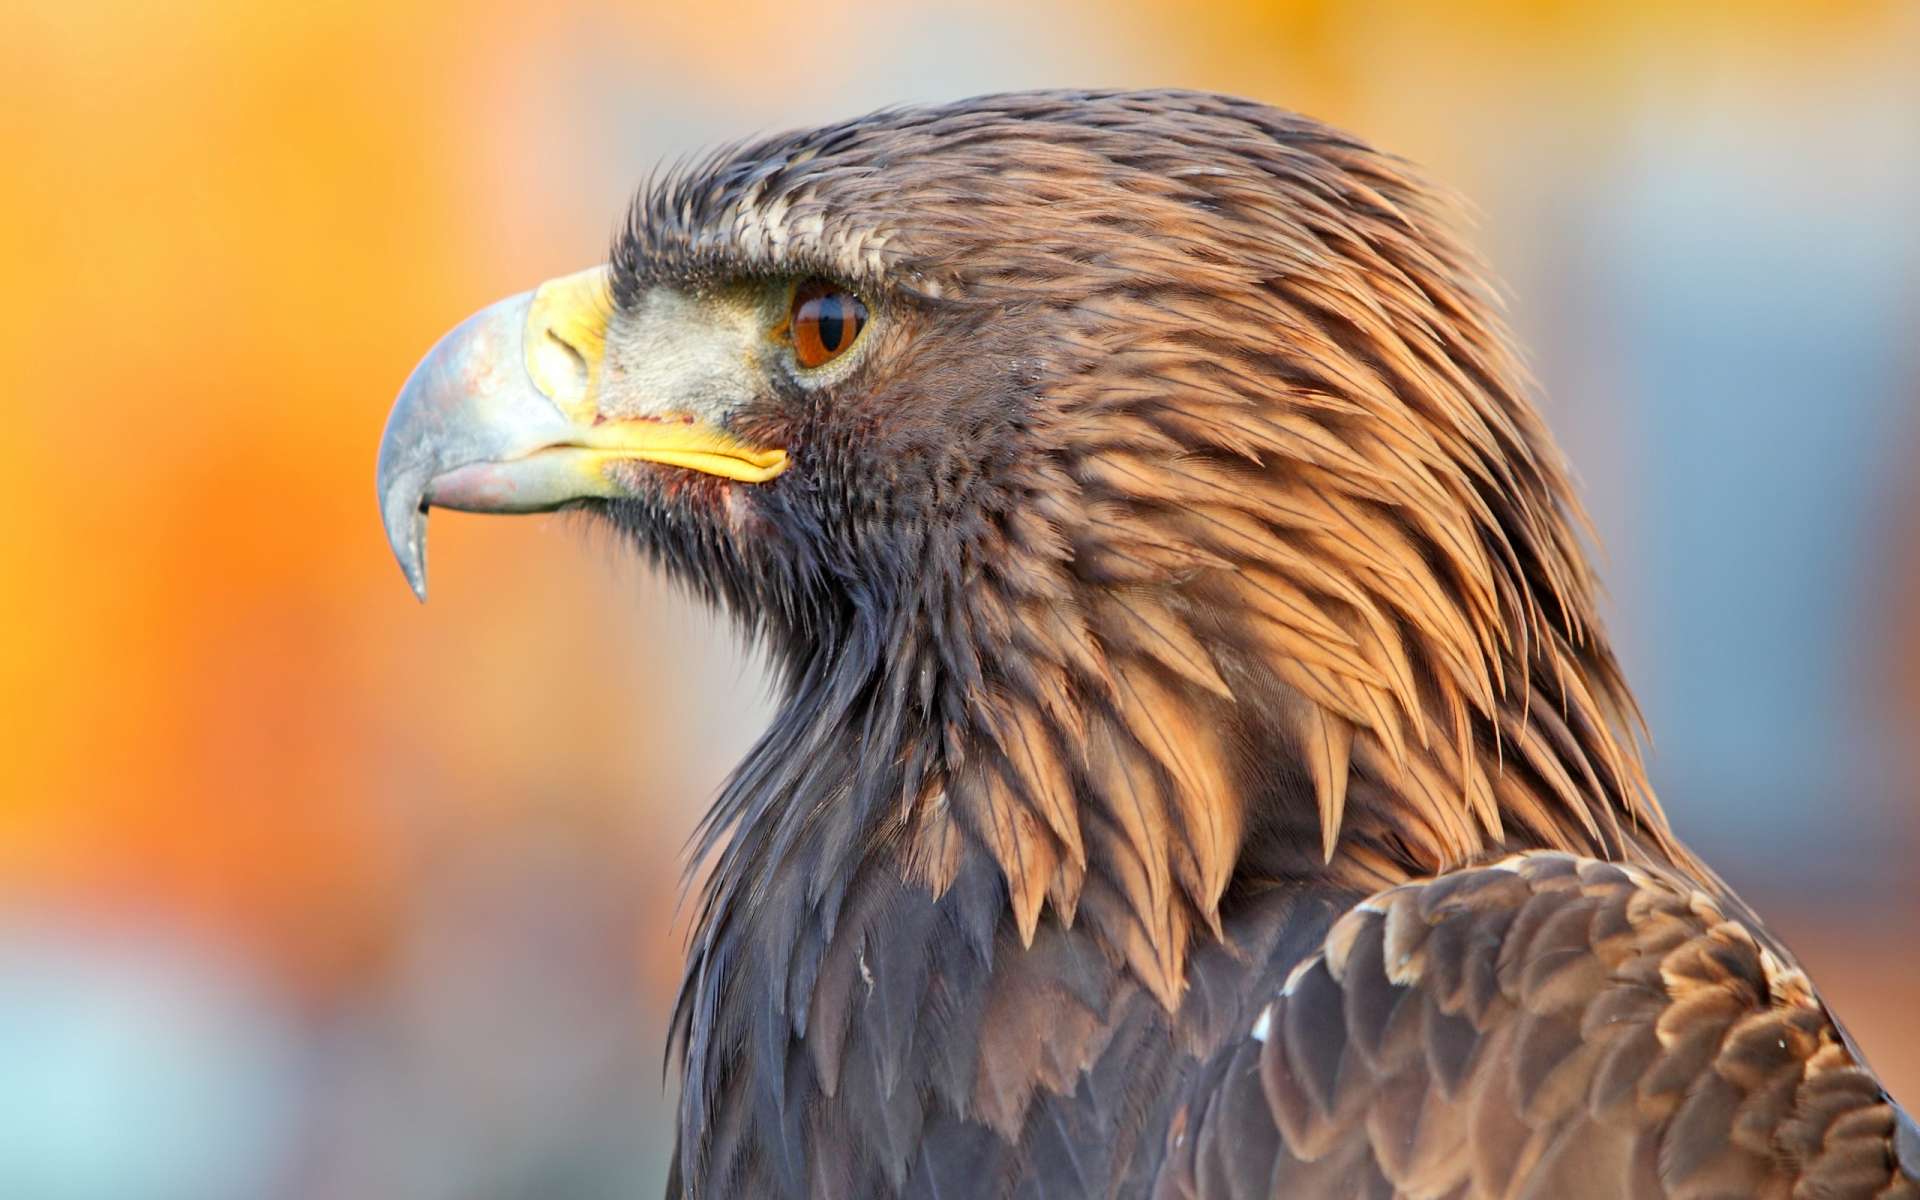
[[786, 279, 868, 369]]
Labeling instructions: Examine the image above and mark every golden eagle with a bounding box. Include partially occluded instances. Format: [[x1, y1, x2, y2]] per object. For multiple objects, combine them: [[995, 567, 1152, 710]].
[[376, 90, 1917, 1198]]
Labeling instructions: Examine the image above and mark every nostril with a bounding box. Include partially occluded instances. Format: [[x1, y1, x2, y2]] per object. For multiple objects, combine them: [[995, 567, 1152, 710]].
[[546, 329, 589, 390], [526, 322, 591, 410], [521, 266, 611, 415]]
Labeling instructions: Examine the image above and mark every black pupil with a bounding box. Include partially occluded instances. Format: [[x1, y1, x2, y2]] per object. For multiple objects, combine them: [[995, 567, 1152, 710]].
[[816, 295, 846, 352]]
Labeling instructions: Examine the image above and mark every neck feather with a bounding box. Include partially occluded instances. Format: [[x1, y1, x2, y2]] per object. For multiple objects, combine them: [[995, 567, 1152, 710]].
[[687, 522, 1682, 1013]]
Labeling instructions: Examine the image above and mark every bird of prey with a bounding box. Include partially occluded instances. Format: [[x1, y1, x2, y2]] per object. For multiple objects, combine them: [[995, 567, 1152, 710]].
[[377, 90, 1918, 1198]]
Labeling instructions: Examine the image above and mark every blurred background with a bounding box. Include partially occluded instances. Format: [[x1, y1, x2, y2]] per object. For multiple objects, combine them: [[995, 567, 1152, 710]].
[[3, 1, 1918, 1196]]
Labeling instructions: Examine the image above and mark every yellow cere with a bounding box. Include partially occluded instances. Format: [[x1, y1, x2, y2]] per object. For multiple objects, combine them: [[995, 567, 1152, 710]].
[[524, 265, 614, 422]]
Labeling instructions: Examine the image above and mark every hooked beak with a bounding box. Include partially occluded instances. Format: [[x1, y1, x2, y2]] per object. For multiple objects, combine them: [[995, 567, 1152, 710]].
[[375, 267, 787, 600]]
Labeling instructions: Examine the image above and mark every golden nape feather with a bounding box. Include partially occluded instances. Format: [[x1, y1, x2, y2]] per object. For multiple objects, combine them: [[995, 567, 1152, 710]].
[[377, 89, 1915, 1198]]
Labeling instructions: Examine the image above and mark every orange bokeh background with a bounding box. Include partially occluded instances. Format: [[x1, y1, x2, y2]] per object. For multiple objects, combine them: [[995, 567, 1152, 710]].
[[4, 3, 1917, 1196]]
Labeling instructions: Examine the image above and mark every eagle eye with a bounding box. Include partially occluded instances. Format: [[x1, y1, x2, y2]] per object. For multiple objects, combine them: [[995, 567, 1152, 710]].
[[786, 279, 868, 369]]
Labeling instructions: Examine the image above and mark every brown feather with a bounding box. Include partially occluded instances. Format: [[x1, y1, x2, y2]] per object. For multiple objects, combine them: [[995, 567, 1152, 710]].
[[1296, 701, 1354, 862], [593, 91, 1912, 1200], [1160, 854, 1918, 1200]]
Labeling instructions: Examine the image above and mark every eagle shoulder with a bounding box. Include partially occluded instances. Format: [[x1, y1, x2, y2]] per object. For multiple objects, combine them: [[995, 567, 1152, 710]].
[[1154, 852, 1917, 1200]]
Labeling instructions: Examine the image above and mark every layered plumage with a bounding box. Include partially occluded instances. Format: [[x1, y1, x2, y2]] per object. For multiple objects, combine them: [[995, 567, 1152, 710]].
[[403, 90, 1918, 1197]]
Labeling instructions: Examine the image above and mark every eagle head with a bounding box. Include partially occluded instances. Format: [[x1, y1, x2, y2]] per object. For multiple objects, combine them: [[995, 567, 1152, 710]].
[[378, 90, 1673, 1004]]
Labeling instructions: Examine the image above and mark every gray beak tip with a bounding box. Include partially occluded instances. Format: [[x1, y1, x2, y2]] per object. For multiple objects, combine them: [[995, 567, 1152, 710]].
[[374, 291, 549, 605], [379, 470, 432, 603]]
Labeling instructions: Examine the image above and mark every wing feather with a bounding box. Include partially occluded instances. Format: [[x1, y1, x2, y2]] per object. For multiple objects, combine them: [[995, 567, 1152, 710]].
[[1155, 852, 1918, 1200]]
